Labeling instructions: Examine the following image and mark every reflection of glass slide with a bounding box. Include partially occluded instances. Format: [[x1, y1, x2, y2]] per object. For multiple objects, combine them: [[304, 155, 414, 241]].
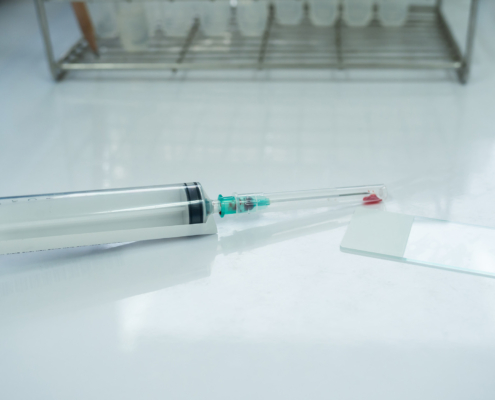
[[341, 208, 495, 278]]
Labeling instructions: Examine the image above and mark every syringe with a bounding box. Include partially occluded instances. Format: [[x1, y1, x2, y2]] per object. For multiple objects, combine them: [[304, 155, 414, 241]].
[[0, 183, 386, 255]]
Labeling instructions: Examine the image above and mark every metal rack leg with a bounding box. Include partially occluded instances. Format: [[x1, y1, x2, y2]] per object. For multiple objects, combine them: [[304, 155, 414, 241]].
[[335, 5, 343, 70], [460, 0, 480, 84], [436, 6, 463, 83], [175, 19, 200, 70], [258, 5, 274, 68], [34, 0, 65, 81]]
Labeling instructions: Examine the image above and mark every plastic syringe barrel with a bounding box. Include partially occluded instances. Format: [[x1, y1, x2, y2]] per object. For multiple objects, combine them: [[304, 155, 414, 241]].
[[217, 184, 387, 217], [0, 182, 209, 254]]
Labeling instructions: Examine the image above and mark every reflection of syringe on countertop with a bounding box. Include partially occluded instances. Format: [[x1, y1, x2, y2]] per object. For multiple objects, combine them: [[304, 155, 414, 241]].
[[0, 234, 218, 324]]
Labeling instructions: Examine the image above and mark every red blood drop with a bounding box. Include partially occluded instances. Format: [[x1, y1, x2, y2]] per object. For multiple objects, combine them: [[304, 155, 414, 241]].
[[363, 194, 382, 204]]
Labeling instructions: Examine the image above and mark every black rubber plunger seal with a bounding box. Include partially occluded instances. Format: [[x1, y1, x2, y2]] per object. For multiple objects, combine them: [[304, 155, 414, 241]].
[[184, 182, 204, 224]]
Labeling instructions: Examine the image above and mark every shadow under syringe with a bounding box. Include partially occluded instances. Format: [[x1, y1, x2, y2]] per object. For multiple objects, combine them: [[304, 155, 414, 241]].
[[0, 206, 363, 325]]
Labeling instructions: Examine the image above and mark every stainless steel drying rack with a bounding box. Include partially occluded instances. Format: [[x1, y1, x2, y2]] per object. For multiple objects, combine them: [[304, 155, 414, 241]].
[[35, 0, 479, 83]]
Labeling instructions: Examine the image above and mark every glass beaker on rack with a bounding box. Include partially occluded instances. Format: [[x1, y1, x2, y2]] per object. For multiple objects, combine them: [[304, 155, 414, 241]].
[[118, 3, 149, 51], [308, 0, 339, 27], [343, 0, 374, 27], [274, 0, 304, 26], [199, 1, 231, 36], [378, 0, 409, 27], [237, 0, 269, 37]]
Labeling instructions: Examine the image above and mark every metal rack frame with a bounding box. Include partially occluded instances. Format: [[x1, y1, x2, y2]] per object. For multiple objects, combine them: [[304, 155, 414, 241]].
[[35, 0, 479, 83]]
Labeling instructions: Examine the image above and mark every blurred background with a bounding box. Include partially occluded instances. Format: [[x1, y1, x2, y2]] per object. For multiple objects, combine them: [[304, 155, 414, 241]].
[[1, 1, 495, 399]]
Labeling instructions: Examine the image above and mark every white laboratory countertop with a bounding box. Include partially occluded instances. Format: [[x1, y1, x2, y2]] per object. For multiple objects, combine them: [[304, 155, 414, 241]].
[[1, 1, 495, 399]]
